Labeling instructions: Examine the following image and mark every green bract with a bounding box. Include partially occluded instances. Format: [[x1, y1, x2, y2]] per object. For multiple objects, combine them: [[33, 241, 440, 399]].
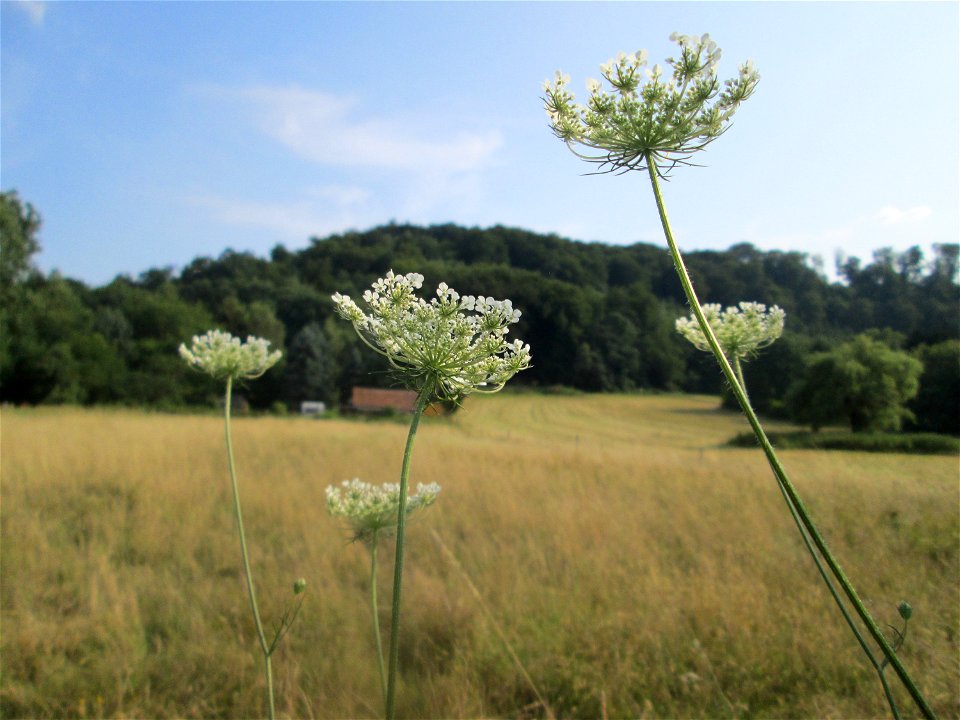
[[543, 32, 759, 176], [676, 302, 784, 360], [332, 271, 531, 401], [326, 479, 441, 543], [179, 329, 282, 380]]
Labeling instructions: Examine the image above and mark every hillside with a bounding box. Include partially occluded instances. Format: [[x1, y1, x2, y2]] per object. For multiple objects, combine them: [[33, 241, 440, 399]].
[[2, 214, 958, 418]]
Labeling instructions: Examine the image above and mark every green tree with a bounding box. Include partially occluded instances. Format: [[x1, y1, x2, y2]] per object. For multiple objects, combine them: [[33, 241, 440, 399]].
[[284, 322, 336, 407], [0, 190, 41, 295], [788, 334, 923, 432], [0, 191, 43, 383], [908, 340, 960, 435]]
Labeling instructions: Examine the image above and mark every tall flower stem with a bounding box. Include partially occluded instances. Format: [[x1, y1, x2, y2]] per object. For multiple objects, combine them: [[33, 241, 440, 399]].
[[645, 158, 935, 720], [385, 381, 435, 720], [370, 531, 388, 711], [734, 364, 902, 719], [224, 376, 276, 720]]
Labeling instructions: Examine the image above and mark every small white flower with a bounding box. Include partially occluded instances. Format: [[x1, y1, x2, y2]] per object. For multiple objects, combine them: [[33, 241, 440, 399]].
[[326, 478, 441, 542], [179, 330, 282, 381], [544, 32, 760, 176], [332, 271, 531, 401], [676, 302, 785, 360]]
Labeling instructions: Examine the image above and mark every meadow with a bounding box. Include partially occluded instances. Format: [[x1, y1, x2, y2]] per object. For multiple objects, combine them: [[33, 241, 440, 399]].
[[1, 393, 957, 719]]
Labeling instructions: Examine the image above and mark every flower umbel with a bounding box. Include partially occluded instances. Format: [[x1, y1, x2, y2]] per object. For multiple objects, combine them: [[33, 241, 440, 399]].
[[676, 302, 784, 360], [543, 32, 759, 176], [326, 478, 441, 542], [332, 271, 531, 400], [179, 330, 282, 380]]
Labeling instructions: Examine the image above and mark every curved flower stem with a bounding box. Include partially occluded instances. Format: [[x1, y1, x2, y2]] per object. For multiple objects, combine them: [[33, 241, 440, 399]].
[[385, 380, 435, 720], [370, 531, 388, 711], [645, 158, 935, 720], [224, 377, 276, 720]]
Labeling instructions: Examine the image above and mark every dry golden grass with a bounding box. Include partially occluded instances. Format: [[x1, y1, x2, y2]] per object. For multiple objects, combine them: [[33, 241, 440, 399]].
[[2, 394, 957, 719]]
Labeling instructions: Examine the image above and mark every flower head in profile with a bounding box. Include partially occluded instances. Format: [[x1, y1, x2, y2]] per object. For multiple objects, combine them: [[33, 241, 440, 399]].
[[179, 329, 282, 381], [332, 271, 531, 401], [326, 478, 441, 543], [676, 302, 784, 361], [543, 32, 759, 176]]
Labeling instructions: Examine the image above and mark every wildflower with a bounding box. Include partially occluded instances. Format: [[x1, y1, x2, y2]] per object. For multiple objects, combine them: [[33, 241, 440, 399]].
[[326, 478, 441, 542], [179, 329, 282, 380], [675, 302, 784, 360], [543, 32, 759, 176], [332, 271, 531, 401]]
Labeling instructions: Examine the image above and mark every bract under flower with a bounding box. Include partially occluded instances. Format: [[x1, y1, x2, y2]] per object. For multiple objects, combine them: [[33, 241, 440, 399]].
[[332, 271, 531, 401]]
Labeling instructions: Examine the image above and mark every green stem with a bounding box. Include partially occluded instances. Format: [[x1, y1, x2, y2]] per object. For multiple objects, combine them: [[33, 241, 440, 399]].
[[224, 377, 276, 720], [731, 356, 749, 404], [371, 531, 388, 712], [645, 158, 935, 720], [385, 381, 434, 720]]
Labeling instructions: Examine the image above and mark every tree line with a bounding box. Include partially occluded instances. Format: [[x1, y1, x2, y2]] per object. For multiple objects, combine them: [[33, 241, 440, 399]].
[[1, 190, 957, 433]]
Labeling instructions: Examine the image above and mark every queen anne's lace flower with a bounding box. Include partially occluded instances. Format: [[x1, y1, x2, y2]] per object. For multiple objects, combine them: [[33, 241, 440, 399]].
[[543, 32, 759, 176], [179, 329, 282, 380], [332, 271, 531, 401], [326, 479, 441, 542], [676, 302, 785, 360]]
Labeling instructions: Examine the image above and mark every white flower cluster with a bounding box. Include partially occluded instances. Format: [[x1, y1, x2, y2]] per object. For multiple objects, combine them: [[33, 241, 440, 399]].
[[676, 302, 785, 360], [326, 478, 441, 541], [332, 270, 531, 400], [179, 329, 282, 380], [543, 32, 759, 175]]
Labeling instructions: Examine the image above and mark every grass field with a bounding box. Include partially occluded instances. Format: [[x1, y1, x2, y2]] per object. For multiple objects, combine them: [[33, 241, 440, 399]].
[[2, 393, 958, 719]]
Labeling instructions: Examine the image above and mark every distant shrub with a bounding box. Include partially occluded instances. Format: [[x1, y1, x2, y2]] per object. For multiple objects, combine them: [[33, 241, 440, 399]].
[[728, 430, 959, 455]]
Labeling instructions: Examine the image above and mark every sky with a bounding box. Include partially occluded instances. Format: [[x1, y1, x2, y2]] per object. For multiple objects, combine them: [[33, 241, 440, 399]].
[[2, 1, 958, 287]]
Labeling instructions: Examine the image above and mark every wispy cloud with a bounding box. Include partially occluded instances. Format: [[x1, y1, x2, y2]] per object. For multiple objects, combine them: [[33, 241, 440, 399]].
[[189, 83, 504, 226], [741, 204, 939, 276], [237, 84, 501, 173], [11, 0, 46, 26], [875, 205, 932, 225], [186, 187, 370, 240]]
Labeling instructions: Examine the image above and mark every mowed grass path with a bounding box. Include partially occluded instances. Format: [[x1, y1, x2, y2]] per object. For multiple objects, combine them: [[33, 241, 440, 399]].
[[2, 394, 957, 719]]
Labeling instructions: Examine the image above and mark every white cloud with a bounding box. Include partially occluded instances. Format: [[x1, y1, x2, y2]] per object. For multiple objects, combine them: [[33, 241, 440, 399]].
[[238, 85, 501, 173], [185, 191, 365, 241], [876, 205, 932, 225], [739, 203, 941, 278], [188, 83, 504, 225], [11, 0, 45, 26], [304, 184, 371, 206]]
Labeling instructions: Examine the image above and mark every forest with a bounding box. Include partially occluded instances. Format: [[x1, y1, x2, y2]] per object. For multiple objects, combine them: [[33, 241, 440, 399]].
[[1, 190, 958, 434]]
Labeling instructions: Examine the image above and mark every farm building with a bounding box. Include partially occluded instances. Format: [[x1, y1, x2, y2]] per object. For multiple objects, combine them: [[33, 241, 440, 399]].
[[348, 387, 447, 416]]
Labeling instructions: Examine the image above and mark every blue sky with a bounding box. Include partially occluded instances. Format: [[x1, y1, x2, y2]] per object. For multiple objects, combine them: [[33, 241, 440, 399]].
[[2, 1, 957, 287]]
